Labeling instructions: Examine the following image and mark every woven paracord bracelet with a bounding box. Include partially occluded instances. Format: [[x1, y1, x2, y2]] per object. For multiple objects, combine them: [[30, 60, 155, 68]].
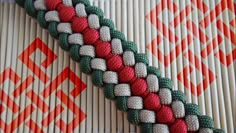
[[15, 0, 225, 132]]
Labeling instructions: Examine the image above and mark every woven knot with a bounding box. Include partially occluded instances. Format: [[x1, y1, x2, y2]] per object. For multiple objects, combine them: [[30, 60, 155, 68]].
[[58, 4, 75, 22], [127, 96, 143, 109], [107, 55, 123, 71], [46, 0, 61, 10], [139, 110, 156, 123], [85, 6, 104, 19], [171, 100, 185, 118], [159, 88, 172, 105], [198, 115, 214, 129], [131, 78, 147, 96], [45, 11, 60, 22], [103, 71, 118, 84], [122, 41, 138, 53], [172, 90, 186, 103], [159, 78, 173, 90], [153, 124, 169, 133], [72, 17, 88, 32], [114, 84, 131, 96], [83, 28, 99, 45], [95, 41, 111, 58], [75, 3, 87, 17], [170, 119, 187, 133], [185, 115, 199, 131], [118, 66, 135, 83], [135, 53, 149, 65], [146, 74, 159, 92], [111, 38, 123, 55], [156, 105, 175, 125], [128, 109, 140, 124], [143, 93, 161, 111], [147, 66, 161, 78], [110, 30, 126, 41], [185, 103, 200, 115]]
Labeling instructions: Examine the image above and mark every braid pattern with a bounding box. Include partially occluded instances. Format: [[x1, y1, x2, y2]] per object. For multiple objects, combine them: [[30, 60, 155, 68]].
[[15, 0, 224, 132]]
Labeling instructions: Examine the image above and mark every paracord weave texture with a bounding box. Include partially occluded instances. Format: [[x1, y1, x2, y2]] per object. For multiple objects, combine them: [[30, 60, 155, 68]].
[[15, 0, 225, 133]]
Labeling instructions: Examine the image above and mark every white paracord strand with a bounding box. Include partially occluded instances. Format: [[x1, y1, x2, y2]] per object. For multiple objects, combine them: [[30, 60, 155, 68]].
[[100, 26, 111, 42], [146, 74, 159, 92], [114, 84, 131, 96], [57, 23, 72, 34], [88, 14, 100, 29], [91, 58, 107, 71], [139, 110, 156, 123], [199, 128, 213, 133], [123, 51, 135, 66], [185, 115, 200, 131], [171, 100, 185, 118], [103, 71, 118, 84], [68, 33, 84, 45], [62, 0, 73, 6], [75, 4, 87, 17], [159, 88, 172, 105], [111, 38, 123, 55], [34, 0, 46, 10], [153, 124, 169, 133], [45, 11, 60, 22], [127, 96, 143, 109], [79, 45, 95, 58], [135, 62, 147, 78]]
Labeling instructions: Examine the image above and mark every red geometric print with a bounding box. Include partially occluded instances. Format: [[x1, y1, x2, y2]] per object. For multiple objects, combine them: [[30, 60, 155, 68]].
[[169, 5, 193, 28], [0, 38, 86, 133], [230, 19, 236, 27], [199, 0, 235, 28], [18, 37, 58, 83], [26, 90, 49, 113], [0, 104, 35, 133], [215, 20, 236, 66], [177, 50, 216, 96], [145, 0, 179, 44], [186, 20, 209, 44], [0, 67, 20, 84], [191, 0, 208, 13], [12, 75, 35, 97], [26, 119, 44, 133], [0, 68, 21, 113], [146, 0, 236, 96], [200, 35, 223, 58], [215, 48, 236, 66], [41, 67, 87, 98], [145, 1, 194, 67], [146, 35, 193, 67], [0, 89, 20, 113], [216, 20, 236, 46], [55, 90, 86, 133]]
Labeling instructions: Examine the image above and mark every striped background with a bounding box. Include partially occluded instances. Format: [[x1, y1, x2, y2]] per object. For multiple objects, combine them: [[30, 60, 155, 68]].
[[0, 0, 235, 132]]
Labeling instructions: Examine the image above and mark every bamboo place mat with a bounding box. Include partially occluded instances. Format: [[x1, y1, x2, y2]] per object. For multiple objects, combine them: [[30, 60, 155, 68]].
[[0, 0, 236, 133]]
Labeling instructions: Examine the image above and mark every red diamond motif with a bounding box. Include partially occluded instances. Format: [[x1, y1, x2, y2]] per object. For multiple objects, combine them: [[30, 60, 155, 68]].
[[41, 67, 87, 98], [0, 104, 35, 133], [18, 38, 57, 83], [199, 0, 236, 28], [177, 50, 216, 96], [145, 0, 179, 44], [55, 90, 86, 133], [146, 34, 193, 67]]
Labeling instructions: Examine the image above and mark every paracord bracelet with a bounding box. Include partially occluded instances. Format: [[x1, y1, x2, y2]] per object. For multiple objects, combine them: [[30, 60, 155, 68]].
[[15, 0, 224, 132]]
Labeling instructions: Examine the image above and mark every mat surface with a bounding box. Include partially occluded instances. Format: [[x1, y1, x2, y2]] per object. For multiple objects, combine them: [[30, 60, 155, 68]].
[[0, 0, 235, 133]]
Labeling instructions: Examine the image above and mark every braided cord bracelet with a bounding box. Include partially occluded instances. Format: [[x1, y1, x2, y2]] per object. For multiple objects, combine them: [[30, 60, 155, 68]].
[[15, 0, 224, 132]]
